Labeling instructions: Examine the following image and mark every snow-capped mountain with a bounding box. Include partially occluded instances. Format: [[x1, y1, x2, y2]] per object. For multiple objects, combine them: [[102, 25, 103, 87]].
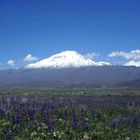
[[25, 50, 111, 69]]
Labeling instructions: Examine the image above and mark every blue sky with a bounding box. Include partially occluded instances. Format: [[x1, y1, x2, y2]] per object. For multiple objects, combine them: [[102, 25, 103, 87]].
[[0, 0, 140, 69]]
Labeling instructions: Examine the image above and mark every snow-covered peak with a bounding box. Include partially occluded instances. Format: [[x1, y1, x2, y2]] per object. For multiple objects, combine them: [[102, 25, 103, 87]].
[[25, 50, 111, 69]]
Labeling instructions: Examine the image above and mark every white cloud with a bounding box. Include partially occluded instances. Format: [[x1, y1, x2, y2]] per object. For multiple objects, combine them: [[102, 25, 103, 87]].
[[85, 52, 100, 59], [95, 61, 111, 66], [24, 54, 38, 62], [108, 50, 140, 61], [7, 59, 15, 66], [124, 61, 140, 67]]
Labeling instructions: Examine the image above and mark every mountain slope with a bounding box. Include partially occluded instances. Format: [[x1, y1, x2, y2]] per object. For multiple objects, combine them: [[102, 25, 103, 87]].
[[26, 50, 110, 69], [0, 66, 140, 88]]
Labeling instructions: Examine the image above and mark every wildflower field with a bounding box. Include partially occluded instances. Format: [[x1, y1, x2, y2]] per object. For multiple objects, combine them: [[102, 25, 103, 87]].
[[0, 89, 140, 140]]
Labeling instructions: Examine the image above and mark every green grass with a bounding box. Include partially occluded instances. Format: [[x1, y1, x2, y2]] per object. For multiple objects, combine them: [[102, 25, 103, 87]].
[[0, 87, 140, 96]]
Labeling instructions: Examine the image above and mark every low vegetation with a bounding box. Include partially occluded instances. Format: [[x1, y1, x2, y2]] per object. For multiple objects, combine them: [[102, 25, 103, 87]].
[[0, 89, 140, 139]]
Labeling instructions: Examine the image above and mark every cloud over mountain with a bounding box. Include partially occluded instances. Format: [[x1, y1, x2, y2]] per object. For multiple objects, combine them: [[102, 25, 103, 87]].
[[24, 54, 38, 62], [85, 52, 100, 59], [7, 59, 15, 66], [124, 61, 140, 67], [108, 50, 140, 61]]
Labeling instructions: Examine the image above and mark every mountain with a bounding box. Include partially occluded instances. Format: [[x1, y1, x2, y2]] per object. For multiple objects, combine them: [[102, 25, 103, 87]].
[[26, 50, 111, 69], [0, 51, 140, 89], [0, 66, 140, 88]]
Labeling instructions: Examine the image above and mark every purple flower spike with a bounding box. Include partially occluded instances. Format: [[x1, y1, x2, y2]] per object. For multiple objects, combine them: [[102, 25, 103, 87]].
[[131, 116, 139, 126]]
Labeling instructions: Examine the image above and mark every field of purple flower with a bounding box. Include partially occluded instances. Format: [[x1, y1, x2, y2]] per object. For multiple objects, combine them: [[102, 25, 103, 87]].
[[0, 92, 140, 139]]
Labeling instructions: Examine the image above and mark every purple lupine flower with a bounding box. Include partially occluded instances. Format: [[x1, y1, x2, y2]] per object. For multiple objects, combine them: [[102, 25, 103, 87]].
[[15, 114, 22, 124], [47, 119, 53, 133], [118, 116, 130, 126], [111, 119, 120, 127], [42, 109, 48, 122], [0, 108, 5, 116], [42, 111, 53, 132], [64, 109, 67, 126], [72, 112, 78, 130], [131, 116, 139, 126], [28, 105, 35, 120], [41, 104, 46, 121]]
